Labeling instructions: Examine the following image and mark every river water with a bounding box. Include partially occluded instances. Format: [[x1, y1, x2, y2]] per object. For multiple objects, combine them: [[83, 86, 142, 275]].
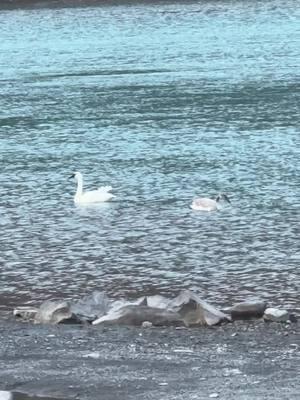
[[0, 1, 299, 311]]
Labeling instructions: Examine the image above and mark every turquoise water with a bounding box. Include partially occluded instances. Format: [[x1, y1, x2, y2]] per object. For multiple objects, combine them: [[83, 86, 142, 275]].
[[0, 1, 299, 310]]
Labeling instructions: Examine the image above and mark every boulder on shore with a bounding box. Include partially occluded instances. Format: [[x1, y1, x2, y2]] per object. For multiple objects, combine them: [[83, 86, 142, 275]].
[[13, 306, 38, 321], [92, 305, 184, 326], [263, 308, 289, 322], [170, 290, 231, 326], [92, 290, 230, 327], [145, 294, 171, 309], [14, 290, 231, 327], [34, 300, 80, 325], [70, 291, 110, 322], [226, 300, 267, 320]]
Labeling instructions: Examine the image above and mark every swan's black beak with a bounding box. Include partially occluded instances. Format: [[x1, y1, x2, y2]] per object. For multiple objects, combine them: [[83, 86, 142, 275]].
[[69, 173, 75, 180]]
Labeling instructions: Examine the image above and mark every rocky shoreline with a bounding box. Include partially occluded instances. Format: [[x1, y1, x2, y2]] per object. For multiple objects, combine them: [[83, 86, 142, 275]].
[[12, 290, 297, 327]]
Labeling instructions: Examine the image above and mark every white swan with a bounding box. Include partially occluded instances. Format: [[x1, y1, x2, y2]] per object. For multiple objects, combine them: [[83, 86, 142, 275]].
[[70, 172, 115, 204], [191, 193, 231, 212]]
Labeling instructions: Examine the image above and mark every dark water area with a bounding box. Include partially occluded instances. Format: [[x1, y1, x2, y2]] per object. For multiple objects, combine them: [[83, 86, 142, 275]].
[[0, 1, 299, 312]]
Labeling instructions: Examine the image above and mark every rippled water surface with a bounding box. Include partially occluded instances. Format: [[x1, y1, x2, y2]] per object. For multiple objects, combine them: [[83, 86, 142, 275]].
[[0, 1, 299, 311]]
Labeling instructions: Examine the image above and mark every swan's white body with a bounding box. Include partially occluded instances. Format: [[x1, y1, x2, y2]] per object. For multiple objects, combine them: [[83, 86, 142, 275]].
[[191, 197, 219, 211], [72, 172, 115, 204], [191, 193, 230, 212]]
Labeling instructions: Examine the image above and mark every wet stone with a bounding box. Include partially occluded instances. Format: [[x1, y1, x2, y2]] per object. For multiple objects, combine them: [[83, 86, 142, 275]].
[[264, 308, 289, 322], [92, 290, 230, 327], [142, 321, 153, 328], [13, 307, 38, 321], [227, 300, 267, 320], [70, 291, 110, 322], [34, 300, 80, 325], [171, 290, 230, 326], [93, 305, 183, 327]]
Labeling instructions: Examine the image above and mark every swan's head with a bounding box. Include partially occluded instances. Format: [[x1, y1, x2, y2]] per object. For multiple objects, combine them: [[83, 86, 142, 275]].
[[69, 171, 82, 180], [216, 193, 231, 203]]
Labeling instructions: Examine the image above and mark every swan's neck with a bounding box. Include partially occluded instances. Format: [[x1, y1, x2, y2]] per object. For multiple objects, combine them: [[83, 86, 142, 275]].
[[75, 175, 83, 198]]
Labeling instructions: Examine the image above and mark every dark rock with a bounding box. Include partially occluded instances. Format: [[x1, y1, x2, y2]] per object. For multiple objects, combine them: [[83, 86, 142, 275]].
[[34, 300, 80, 325], [227, 300, 267, 320], [289, 314, 298, 323], [70, 291, 110, 322]]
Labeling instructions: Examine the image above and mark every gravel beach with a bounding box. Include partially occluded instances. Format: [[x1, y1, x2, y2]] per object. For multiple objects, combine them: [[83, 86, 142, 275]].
[[0, 319, 299, 400]]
